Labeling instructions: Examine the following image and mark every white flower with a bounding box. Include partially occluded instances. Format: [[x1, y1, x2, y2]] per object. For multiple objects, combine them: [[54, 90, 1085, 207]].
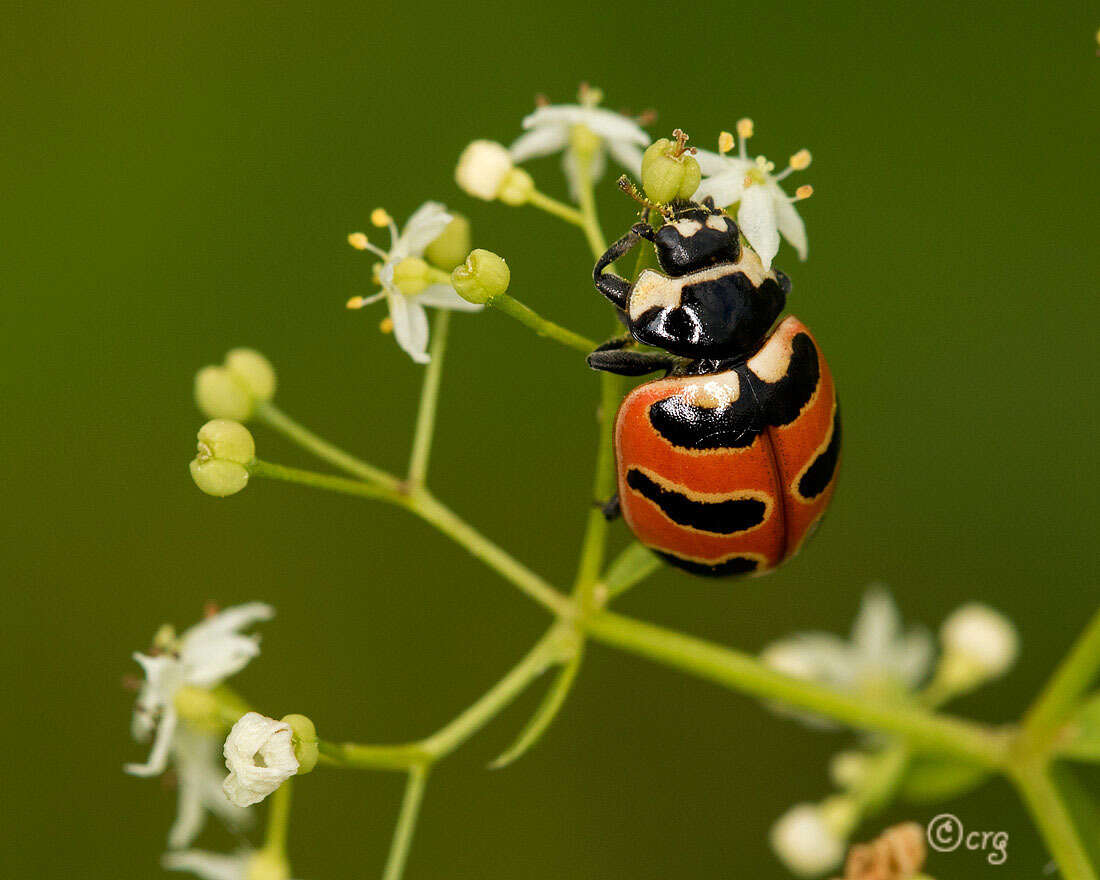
[[346, 203, 482, 364], [222, 712, 299, 807], [163, 849, 295, 880], [940, 603, 1019, 685], [693, 119, 812, 269], [455, 140, 514, 200], [508, 87, 650, 198], [770, 803, 846, 877], [761, 587, 932, 725], [126, 603, 274, 778]]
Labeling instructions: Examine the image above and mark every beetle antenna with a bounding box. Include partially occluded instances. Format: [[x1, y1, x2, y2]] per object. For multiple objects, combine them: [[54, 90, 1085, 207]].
[[616, 176, 673, 219]]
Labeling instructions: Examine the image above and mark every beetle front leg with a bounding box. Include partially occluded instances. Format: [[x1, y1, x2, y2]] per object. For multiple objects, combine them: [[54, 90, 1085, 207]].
[[593, 222, 653, 309]]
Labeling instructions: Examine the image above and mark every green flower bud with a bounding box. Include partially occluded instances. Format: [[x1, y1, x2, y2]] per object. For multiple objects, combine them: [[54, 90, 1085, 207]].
[[281, 713, 319, 774], [641, 136, 702, 204], [498, 168, 535, 206], [451, 249, 510, 305], [190, 419, 255, 497], [194, 348, 277, 420], [194, 365, 253, 421], [225, 348, 276, 402], [425, 214, 471, 271]]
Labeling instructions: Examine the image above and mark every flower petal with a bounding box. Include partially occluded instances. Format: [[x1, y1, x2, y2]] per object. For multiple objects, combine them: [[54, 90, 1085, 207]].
[[771, 183, 808, 260], [692, 171, 747, 209], [562, 145, 607, 200], [693, 148, 742, 177], [415, 284, 484, 312], [388, 294, 430, 363], [852, 587, 901, 666], [125, 706, 178, 777], [162, 849, 251, 880], [509, 125, 568, 162], [574, 106, 650, 146], [737, 185, 780, 269], [606, 138, 644, 177], [396, 202, 452, 257]]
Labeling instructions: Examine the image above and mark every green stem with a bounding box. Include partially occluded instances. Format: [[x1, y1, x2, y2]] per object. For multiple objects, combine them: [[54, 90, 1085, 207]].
[[599, 543, 662, 602], [262, 778, 292, 859], [1012, 761, 1098, 880], [570, 143, 619, 606], [382, 766, 429, 880], [489, 293, 596, 353], [582, 609, 1010, 766], [407, 310, 450, 490], [255, 401, 400, 489], [1023, 607, 1100, 750], [248, 458, 572, 616], [250, 459, 400, 501], [526, 189, 585, 226]]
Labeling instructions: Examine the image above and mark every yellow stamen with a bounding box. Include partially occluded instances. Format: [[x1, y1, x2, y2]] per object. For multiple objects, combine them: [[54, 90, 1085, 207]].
[[788, 149, 812, 171], [346, 296, 366, 309], [794, 184, 814, 201], [736, 118, 754, 140], [718, 131, 735, 155], [347, 232, 369, 250], [370, 208, 392, 228], [379, 316, 394, 334]]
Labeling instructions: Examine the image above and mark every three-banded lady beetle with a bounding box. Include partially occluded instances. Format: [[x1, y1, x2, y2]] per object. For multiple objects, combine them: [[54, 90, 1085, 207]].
[[589, 197, 840, 576]]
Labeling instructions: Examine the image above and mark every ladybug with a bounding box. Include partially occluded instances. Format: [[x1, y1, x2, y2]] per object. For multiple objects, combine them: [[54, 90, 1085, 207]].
[[589, 196, 840, 576]]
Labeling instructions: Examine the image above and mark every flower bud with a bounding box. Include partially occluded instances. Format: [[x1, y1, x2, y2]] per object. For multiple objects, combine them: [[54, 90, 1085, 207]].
[[498, 168, 535, 206], [225, 348, 276, 402], [641, 138, 702, 204], [451, 249, 510, 305], [455, 140, 513, 200], [829, 750, 870, 790], [937, 603, 1019, 692], [190, 419, 255, 497], [770, 803, 846, 877], [222, 712, 299, 807], [194, 349, 277, 420], [281, 713, 319, 774], [194, 366, 252, 421], [392, 256, 431, 295], [425, 214, 471, 271]]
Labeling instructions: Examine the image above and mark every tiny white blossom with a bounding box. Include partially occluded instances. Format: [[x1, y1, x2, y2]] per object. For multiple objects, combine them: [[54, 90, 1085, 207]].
[[126, 603, 274, 778], [508, 87, 650, 198], [693, 119, 812, 269], [163, 849, 296, 880], [455, 140, 514, 200], [770, 803, 846, 877], [346, 202, 482, 364], [761, 587, 932, 725], [941, 603, 1019, 682], [222, 712, 299, 807]]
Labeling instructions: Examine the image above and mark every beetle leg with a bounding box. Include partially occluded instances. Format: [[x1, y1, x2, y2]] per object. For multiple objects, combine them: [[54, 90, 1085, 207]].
[[600, 492, 621, 521], [593, 335, 635, 352], [593, 222, 653, 309], [587, 348, 678, 376]]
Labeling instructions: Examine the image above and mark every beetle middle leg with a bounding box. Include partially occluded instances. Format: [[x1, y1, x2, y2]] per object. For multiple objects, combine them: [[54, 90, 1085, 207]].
[[587, 348, 677, 376]]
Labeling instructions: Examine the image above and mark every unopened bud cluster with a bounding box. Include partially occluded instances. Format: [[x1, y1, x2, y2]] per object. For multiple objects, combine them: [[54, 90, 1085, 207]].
[[194, 348, 276, 421]]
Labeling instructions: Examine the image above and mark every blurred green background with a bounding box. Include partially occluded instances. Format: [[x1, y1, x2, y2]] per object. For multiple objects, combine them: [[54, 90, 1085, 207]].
[[3, 0, 1097, 877]]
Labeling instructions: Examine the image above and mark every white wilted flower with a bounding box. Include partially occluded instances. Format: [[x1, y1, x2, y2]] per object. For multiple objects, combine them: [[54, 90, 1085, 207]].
[[939, 602, 1019, 691], [126, 603, 274, 778], [693, 118, 813, 269], [761, 587, 932, 726], [508, 85, 650, 198], [222, 712, 299, 807], [163, 848, 294, 880], [346, 203, 482, 364], [770, 802, 846, 877]]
